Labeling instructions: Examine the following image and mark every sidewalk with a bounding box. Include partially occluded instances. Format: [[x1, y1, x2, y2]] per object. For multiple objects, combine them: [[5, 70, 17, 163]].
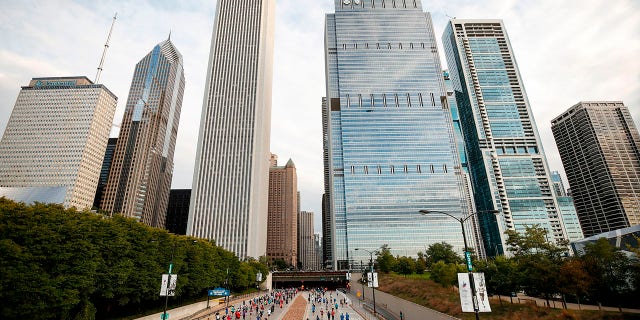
[[303, 290, 377, 320], [495, 294, 640, 314]]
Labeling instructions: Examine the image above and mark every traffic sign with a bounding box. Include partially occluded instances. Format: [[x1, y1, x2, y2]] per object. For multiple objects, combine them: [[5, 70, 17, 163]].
[[465, 251, 473, 271], [208, 287, 230, 296], [160, 313, 169, 319]]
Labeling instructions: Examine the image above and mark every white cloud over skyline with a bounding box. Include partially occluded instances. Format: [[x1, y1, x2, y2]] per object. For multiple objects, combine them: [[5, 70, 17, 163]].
[[0, 0, 638, 232]]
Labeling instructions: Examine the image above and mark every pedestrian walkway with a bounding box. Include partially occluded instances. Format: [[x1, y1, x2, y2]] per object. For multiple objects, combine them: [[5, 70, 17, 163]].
[[280, 294, 308, 320], [304, 290, 370, 320]]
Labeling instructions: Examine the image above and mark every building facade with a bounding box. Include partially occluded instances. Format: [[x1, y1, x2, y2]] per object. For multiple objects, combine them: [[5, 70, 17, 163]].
[[101, 39, 185, 228], [267, 157, 298, 267], [188, 0, 275, 259], [551, 101, 640, 237], [298, 211, 316, 270], [93, 138, 117, 209], [166, 189, 191, 235], [443, 20, 567, 256], [550, 171, 568, 197], [323, 0, 474, 269], [0, 77, 117, 209]]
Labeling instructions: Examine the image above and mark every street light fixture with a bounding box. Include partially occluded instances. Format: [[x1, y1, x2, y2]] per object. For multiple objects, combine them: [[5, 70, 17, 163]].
[[419, 209, 499, 320], [355, 248, 378, 316]]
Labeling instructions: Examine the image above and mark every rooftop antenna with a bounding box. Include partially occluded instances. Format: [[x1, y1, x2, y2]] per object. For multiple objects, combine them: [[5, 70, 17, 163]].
[[95, 12, 117, 84]]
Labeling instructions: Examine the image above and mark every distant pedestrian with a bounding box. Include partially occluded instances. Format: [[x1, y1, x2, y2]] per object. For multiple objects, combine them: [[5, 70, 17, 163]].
[[345, 313, 349, 320], [340, 313, 344, 320], [400, 311, 404, 320]]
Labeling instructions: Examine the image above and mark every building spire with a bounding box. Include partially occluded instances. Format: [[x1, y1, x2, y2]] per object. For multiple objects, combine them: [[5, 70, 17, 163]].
[[168, 29, 171, 41]]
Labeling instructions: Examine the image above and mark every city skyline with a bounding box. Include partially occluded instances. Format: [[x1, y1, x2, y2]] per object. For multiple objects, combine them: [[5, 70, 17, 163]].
[[0, 0, 638, 232]]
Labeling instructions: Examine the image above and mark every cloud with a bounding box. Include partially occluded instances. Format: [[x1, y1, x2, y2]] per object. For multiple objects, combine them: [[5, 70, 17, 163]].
[[0, 0, 638, 234]]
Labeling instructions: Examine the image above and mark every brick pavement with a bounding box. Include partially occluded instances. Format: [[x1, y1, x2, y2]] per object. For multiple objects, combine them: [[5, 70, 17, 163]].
[[281, 295, 308, 320]]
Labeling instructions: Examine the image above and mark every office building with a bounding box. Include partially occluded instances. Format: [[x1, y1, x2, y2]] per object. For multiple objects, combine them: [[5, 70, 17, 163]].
[[552, 101, 640, 237], [101, 39, 185, 228], [0, 77, 117, 209], [443, 20, 567, 256], [188, 0, 275, 259], [298, 211, 316, 270], [267, 156, 298, 267], [314, 233, 323, 270], [323, 0, 474, 269], [93, 138, 117, 209], [557, 196, 584, 242], [166, 189, 191, 235]]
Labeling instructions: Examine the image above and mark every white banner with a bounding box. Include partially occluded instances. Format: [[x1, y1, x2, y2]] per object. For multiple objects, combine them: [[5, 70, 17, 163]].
[[367, 272, 379, 288], [473, 273, 491, 312], [458, 273, 491, 313], [160, 274, 178, 297], [457, 273, 474, 312]]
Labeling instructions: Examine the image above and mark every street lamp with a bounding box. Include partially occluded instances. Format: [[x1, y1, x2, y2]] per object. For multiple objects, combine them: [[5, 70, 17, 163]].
[[419, 209, 499, 320], [355, 248, 378, 315]]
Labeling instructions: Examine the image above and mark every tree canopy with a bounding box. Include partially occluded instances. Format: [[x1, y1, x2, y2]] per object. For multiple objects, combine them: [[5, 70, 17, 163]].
[[0, 197, 268, 320]]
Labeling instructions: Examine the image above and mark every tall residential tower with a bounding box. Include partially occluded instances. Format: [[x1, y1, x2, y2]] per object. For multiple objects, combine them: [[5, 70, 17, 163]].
[[0, 77, 117, 209], [323, 0, 474, 269], [188, 0, 275, 258], [267, 157, 298, 267], [552, 101, 640, 237], [101, 39, 185, 228], [443, 20, 567, 256]]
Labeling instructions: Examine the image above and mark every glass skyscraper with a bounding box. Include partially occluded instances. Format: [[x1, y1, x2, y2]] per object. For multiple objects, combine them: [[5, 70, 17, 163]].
[[323, 0, 474, 269], [102, 39, 185, 228], [443, 20, 567, 256], [188, 0, 275, 259]]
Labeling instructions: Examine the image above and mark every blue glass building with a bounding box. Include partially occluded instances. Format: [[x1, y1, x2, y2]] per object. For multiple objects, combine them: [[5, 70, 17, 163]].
[[443, 20, 568, 256], [323, 0, 474, 269]]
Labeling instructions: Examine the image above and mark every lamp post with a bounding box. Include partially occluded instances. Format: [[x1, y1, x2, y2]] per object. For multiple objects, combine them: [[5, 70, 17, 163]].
[[355, 248, 377, 316], [162, 242, 177, 320], [419, 209, 499, 320]]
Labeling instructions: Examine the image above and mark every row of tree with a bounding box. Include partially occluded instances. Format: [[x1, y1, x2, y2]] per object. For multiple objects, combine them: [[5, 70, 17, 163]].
[[372, 226, 640, 308], [0, 197, 268, 320]]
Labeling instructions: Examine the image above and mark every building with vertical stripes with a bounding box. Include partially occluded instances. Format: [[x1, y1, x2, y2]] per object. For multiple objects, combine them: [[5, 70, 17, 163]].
[[188, 0, 275, 259], [552, 101, 640, 237], [0, 77, 117, 209], [101, 39, 185, 228], [93, 138, 117, 209], [443, 20, 568, 256], [323, 0, 474, 269], [298, 211, 316, 270]]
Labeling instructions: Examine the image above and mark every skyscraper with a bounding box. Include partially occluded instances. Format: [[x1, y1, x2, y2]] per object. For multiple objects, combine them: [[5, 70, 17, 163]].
[[188, 0, 275, 259], [323, 0, 473, 269], [0, 77, 117, 209], [101, 39, 185, 228], [298, 211, 316, 270], [550, 170, 583, 242], [550, 171, 568, 197], [443, 20, 567, 256], [551, 101, 640, 237], [267, 157, 298, 267], [166, 189, 191, 235], [93, 138, 117, 209]]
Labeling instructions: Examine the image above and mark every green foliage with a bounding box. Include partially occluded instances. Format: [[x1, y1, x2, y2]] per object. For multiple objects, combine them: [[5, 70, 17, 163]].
[[394, 256, 416, 276], [426, 242, 462, 265], [581, 238, 632, 305], [430, 261, 463, 287], [0, 197, 268, 320], [376, 244, 396, 273]]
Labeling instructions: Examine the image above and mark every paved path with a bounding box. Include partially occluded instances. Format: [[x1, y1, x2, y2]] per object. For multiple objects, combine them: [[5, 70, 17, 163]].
[[304, 291, 373, 320], [281, 295, 308, 320], [495, 294, 640, 314]]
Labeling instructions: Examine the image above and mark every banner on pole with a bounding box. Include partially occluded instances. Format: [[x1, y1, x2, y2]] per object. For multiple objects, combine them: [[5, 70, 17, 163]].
[[160, 274, 178, 297], [474, 273, 491, 312], [457, 273, 474, 312], [457, 273, 491, 313]]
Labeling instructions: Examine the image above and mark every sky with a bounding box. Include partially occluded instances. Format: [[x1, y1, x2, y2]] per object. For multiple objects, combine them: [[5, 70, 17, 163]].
[[0, 0, 638, 233]]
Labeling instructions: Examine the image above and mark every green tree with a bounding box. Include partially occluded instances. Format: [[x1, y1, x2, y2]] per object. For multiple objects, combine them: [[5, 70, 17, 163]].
[[580, 238, 632, 306], [430, 261, 463, 287], [426, 242, 461, 265], [375, 244, 396, 273], [394, 256, 416, 276], [415, 252, 427, 274]]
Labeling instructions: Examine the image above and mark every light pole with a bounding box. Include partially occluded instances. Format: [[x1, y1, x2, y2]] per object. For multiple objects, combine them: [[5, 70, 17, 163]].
[[419, 209, 499, 320], [355, 248, 377, 316], [162, 242, 177, 320]]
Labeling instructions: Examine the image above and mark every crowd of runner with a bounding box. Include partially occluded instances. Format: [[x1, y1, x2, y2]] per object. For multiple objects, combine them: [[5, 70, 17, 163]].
[[307, 288, 351, 320], [213, 288, 298, 320]]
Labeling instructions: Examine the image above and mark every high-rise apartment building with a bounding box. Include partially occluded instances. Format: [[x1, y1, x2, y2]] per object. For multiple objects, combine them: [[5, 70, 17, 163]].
[[443, 20, 567, 256], [549, 170, 583, 242], [551, 101, 640, 237], [298, 211, 316, 270], [101, 39, 185, 228], [0, 77, 117, 209], [323, 0, 474, 269], [93, 138, 117, 209], [550, 171, 568, 197], [267, 157, 298, 267], [188, 0, 275, 259]]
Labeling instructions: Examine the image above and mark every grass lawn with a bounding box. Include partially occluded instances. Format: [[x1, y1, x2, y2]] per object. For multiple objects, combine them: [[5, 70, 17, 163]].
[[378, 273, 640, 320]]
